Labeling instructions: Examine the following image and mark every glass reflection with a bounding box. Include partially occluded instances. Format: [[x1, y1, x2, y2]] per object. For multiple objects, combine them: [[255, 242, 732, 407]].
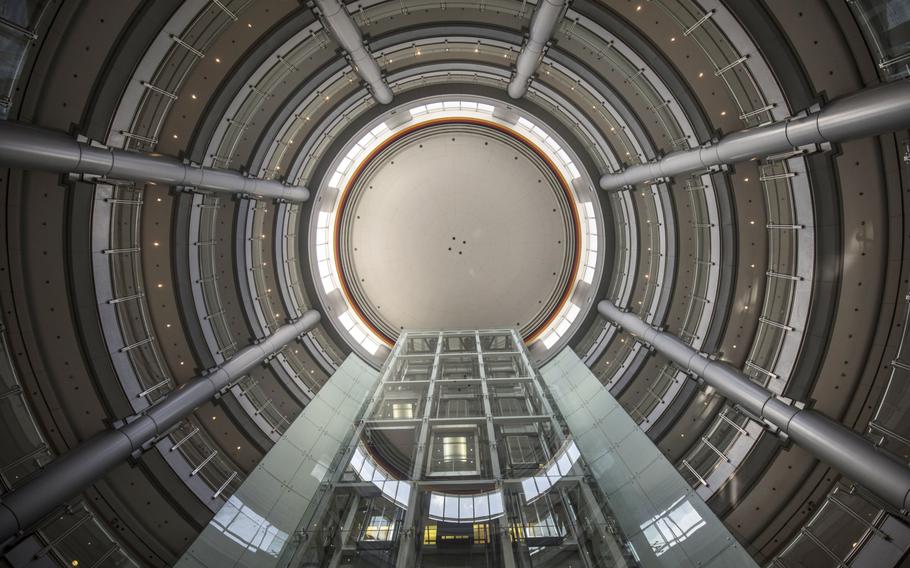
[[639, 496, 706, 557], [210, 496, 288, 557]]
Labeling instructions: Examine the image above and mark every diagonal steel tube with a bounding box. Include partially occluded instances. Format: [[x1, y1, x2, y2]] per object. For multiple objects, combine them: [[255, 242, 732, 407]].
[[507, 0, 566, 99], [0, 310, 320, 543], [599, 80, 910, 190], [598, 300, 910, 511], [0, 121, 310, 201], [314, 0, 394, 105]]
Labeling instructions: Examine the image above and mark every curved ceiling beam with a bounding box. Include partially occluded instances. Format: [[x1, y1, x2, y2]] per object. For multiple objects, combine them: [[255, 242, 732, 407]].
[[0, 121, 311, 201], [312, 0, 393, 104], [600, 80, 910, 190], [508, 0, 566, 99], [0, 311, 322, 544]]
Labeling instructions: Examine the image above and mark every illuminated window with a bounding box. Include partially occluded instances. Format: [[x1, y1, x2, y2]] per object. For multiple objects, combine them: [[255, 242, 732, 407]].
[[363, 515, 395, 542], [442, 435, 468, 463], [392, 402, 414, 419], [423, 523, 438, 544], [639, 497, 706, 556], [429, 429, 479, 476]]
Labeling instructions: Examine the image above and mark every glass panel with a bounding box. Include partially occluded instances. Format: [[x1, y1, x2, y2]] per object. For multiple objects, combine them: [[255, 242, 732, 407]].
[[541, 348, 759, 567], [849, 0, 910, 80]]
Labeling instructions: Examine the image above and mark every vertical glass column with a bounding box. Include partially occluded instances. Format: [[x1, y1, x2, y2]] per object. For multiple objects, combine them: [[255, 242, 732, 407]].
[[541, 348, 758, 568], [176, 355, 380, 567], [287, 329, 639, 568]]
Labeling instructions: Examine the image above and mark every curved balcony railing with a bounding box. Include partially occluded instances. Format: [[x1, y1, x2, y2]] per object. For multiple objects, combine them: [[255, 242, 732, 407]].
[[352, 0, 531, 29], [279, 202, 345, 369], [98, 183, 243, 506], [868, 295, 910, 458], [771, 484, 894, 568], [847, 0, 910, 82], [638, 0, 814, 501], [653, 0, 775, 128], [247, 200, 332, 393], [0, 325, 55, 491], [190, 193, 299, 440], [210, 21, 331, 170], [32, 501, 139, 568], [557, 12, 692, 153], [771, 152, 910, 568], [677, 174, 720, 346], [0, 322, 139, 567], [122, 0, 254, 152], [0, 0, 51, 119], [106, 184, 173, 404]]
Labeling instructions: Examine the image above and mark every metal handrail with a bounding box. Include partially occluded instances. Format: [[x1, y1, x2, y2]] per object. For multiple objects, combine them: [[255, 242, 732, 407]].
[[0, 1, 53, 119], [123, 0, 255, 152], [771, 484, 890, 567], [105, 184, 241, 501]]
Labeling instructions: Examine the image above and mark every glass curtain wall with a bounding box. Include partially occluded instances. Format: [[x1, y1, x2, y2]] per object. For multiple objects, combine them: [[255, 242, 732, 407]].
[[286, 329, 638, 568]]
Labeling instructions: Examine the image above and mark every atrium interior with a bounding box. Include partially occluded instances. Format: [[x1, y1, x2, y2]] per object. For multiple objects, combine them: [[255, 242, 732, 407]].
[[1, 0, 910, 567]]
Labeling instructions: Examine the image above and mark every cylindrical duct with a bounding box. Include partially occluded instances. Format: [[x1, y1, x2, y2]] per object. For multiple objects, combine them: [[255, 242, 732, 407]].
[[600, 80, 910, 190], [0, 311, 321, 543], [0, 121, 310, 201], [507, 0, 565, 99], [598, 300, 910, 511], [314, 0, 394, 104]]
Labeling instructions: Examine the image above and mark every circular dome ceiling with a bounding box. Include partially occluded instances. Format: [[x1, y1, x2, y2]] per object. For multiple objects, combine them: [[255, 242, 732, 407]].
[[309, 96, 607, 359], [336, 119, 579, 342]]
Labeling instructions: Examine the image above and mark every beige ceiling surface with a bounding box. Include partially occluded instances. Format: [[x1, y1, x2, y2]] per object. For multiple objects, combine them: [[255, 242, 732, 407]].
[[340, 123, 577, 339]]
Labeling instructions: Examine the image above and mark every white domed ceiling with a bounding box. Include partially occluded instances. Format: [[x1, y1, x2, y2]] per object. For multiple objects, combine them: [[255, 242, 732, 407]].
[[308, 97, 606, 358], [337, 120, 579, 342]]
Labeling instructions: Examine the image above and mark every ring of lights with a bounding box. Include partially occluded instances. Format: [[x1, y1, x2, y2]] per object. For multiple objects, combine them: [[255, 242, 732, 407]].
[[333, 117, 582, 346]]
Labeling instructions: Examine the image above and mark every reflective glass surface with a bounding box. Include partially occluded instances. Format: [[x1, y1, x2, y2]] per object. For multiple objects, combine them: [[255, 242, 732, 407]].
[[541, 348, 758, 568]]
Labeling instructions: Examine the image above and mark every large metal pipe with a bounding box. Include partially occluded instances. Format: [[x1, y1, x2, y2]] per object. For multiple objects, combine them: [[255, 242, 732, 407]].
[[600, 79, 910, 190], [0, 311, 321, 543], [314, 0, 394, 105], [598, 300, 910, 511], [507, 0, 565, 99], [0, 121, 310, 201]]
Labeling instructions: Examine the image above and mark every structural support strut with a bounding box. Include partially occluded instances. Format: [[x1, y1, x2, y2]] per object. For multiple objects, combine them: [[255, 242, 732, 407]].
[[598, 300, 910, 511], [0, 311, 321, 543], [507, 0, 566, 99], [599, 79, 910, 189], [0, 121, 310, 201], [313, 0, 394, 105]]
